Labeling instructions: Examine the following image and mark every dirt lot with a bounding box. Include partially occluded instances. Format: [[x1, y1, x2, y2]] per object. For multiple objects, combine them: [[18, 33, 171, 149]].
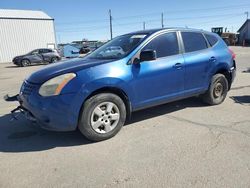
[[0, 46, 250, 188]]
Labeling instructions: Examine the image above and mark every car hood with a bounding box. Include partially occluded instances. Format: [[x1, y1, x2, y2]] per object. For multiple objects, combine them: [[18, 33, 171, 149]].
[[14, 55, 25, 59], [27, 57, 113, 84]]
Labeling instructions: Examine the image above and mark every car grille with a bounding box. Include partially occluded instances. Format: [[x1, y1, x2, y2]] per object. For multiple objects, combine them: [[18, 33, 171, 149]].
[[20, 81, 36, 96]]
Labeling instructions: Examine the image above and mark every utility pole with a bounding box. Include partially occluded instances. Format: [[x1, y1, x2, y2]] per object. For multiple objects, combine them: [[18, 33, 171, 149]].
[[109, 9, 113, 40], [143, 22, 146, 30], [161, 13, 164, 28], [245, 11, 249, 20]]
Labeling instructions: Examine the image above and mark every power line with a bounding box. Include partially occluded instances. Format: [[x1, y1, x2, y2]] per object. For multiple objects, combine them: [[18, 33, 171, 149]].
[[56, 19, 109, 25], [112, 3, 250, 21], [112, 12, 243, 27], [57, 14, 243, 34], [55, 3, 250, 26], [56, 4, 249, 37], [58, 12, 244, 31], [188, 14, 243, 27], [57, 15, 242, 34], [164, 3, 250, 14]]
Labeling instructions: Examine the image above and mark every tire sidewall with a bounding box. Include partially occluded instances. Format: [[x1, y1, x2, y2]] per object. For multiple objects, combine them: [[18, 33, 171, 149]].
[[50, 57, 57, 63], [79, 93, 126, 141], [21, 59, 29, 67], [208, 74, 228, 105]]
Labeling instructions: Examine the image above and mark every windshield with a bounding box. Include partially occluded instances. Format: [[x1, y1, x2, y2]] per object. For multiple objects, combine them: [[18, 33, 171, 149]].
[[87, 34, 148, 59], [28, 49, 39, 55]]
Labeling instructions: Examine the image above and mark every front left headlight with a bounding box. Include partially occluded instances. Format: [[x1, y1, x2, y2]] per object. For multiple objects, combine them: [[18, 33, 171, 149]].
[[39, 73, 76, 97]]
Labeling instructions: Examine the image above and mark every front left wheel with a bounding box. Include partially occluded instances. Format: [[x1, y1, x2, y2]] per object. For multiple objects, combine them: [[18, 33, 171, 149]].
[[21, 59, 30, 67], [78, 93, 126, 141]]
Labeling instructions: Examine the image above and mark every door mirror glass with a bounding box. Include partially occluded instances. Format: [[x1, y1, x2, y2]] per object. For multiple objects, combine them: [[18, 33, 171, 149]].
[[140, 50, 156, 62]]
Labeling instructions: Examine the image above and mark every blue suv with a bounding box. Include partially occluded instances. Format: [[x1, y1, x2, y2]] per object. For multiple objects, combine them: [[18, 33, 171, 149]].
[[7, 28, 236, 141]]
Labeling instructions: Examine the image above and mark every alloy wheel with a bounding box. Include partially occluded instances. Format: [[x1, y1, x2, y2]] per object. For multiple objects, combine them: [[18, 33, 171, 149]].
[[90, 102, 120, 134]]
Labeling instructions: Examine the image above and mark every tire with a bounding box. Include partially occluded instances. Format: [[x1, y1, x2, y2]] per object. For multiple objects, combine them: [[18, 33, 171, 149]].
[[201, 74, 228, 105], [50, 57, 58, 64], [21, 59, 30, 67], [78, 93, 126, 141]]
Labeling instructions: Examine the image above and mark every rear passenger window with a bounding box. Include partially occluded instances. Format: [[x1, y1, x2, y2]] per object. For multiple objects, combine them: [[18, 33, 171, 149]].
[[43, 49, 51, 53], [182, 32, 208, 53], [205, 34, 218, 46], [143, 32, 179, 58]]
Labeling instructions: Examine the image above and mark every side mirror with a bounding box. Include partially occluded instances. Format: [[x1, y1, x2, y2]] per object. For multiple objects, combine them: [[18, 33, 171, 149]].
[[140, 50, 156, 62]]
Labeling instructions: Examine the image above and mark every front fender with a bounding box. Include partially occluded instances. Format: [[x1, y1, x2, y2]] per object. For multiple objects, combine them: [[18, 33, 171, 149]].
[[68, 77, 133, 128], [205, 62, 231, 89]]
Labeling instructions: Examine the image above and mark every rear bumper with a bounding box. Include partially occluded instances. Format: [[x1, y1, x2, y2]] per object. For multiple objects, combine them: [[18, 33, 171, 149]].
[[228, 65, 236, 90], [230, 66, 236, 82]]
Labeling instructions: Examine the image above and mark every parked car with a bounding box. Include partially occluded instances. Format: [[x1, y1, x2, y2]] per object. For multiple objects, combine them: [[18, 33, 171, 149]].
[[6, 28, 236, 141], [99, 46, 125, 58], [12, 48, 61, 67]]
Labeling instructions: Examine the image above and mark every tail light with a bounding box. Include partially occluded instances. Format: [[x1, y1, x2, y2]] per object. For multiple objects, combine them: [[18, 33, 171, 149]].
[[228, 48, 236, 60]]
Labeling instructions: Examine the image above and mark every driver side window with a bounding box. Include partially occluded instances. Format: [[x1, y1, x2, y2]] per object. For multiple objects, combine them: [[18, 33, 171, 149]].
[[142, 32, 179, 58], [31, 50, 39, 55]]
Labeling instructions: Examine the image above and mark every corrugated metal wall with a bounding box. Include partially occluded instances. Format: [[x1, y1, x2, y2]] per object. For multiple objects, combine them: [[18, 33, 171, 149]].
[[239, 24, 250, 44], [0, 19, 56, 63]]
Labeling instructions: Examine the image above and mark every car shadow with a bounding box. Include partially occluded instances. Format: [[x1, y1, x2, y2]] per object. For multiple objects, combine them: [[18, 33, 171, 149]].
[[5, 64, 44, 68], [230, 95, 250, 105], [126, 97, 205, 124], [5, 65, 20, 68], [0, 114, 92, 153], [0, 97, 205, 153], [242, 68, 250, 73]]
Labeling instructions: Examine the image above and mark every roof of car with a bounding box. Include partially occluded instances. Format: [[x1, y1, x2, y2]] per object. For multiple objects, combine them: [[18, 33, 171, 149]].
[[127, 27, 205, 35]]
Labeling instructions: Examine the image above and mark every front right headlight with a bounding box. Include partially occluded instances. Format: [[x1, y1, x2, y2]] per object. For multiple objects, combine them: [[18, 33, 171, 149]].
[[39, 73, 76, 97]]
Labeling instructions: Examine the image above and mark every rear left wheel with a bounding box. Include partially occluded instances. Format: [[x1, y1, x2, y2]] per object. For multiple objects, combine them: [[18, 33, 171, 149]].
[[78, 93, 126, 141], [201, 73, 228, 105]]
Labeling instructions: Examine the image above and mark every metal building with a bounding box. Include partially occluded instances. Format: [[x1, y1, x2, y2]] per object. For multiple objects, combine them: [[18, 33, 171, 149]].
[[238, 19, 250, 46], [0, 9, 56, 63]]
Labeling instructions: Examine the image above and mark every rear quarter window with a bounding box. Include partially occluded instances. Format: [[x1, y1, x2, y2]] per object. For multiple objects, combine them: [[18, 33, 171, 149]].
[[181, 32, 208, 53], [205, 34, 218, 46]]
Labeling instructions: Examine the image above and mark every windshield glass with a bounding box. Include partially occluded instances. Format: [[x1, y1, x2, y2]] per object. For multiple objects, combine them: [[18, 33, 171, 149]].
[[28, 50, 39, 55], [87, 34, 148, 59]]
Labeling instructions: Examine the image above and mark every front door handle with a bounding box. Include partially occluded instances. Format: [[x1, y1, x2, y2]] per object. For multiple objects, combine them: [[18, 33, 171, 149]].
[[173, 63, 183, 69]]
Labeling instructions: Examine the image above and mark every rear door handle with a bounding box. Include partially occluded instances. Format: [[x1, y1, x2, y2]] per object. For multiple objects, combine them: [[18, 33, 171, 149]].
[[173, 63, 183, 69], [209, 56, 216, 62]]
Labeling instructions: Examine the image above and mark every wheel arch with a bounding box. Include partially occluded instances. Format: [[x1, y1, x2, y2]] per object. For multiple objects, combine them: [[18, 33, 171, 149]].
[[214, 68, 232, 90], [21, 58, 31, 62], [211, 62, 233, 90], [79, 86, 132, 122]]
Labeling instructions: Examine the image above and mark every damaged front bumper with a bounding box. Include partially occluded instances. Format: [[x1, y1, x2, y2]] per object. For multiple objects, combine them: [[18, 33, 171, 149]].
[[4, 94, 37, 122], [4, 89, 79, 132]]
